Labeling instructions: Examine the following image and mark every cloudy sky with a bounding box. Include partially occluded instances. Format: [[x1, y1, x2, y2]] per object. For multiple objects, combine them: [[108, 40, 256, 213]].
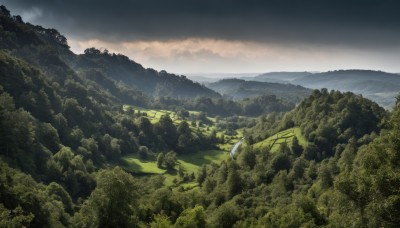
[[2, 0, 400, 74]]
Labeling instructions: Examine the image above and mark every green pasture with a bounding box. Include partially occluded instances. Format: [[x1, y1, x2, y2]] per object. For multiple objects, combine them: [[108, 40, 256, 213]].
[[122, 149, 231, 186], [253, 127, 308, 152], [121, 105, 243, 187]]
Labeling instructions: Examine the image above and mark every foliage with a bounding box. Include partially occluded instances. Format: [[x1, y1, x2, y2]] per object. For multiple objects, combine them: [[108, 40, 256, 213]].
[[1, 5, 400, 228], [71, 167, 139, 227]]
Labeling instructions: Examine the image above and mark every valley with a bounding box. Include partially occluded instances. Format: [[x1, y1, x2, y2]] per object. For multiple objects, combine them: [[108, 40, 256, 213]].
[[1, 4, 400, 227], [119, 105, 243, 187]]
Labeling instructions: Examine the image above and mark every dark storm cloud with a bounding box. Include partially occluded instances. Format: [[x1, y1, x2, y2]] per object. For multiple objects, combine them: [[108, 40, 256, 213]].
[[3, 0, 400, 47]]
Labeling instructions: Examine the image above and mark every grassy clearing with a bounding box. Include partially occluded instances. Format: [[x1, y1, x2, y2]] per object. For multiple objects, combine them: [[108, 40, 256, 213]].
[[124, 105, 244, 152], [180, 182, 198, 189], [122, 105, 243, 187], [123, 105, 218, 127], [122, 154, 165, 174], [178, 150, 229, 169], [253, 127, 308, 152], [123, 105, 182, 124], [122, 149, 230, 186]]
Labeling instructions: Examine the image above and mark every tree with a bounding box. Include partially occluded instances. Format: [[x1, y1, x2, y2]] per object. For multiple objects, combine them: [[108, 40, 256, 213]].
[[290, 157, 306, 179], [178, 165, 185, 179], [138, 146, 149, 159], [0, 204, 34, 228], [209, 130, 217, 143], [84, 47, 101, 55], [46, 182, 74, 214], [177, 121, 191, 135], [270, 153, 291, 172], [0, 5, 11, 17], [211, 202, 240, 228], [156, 153, 164, 168], [319, 164, 333, 189], [175, 205, 206, 228], [63, 98, 84, 127], [304, 143, 319, 161], [164, 151, 177, 170], [197, 165, 207, 186], [178, 134, 193, 153], [227, 166, 242, 199], [149, 213, 172, 228], [291, 136, 303, 156], [156, 115, 178, 148], [238, 147, 256, 169], [137, 116, 153, 136], [219, 133, 225, 143], [71, 167, 138, 227]]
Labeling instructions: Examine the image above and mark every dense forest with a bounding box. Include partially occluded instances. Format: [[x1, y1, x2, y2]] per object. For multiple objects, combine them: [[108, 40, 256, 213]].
[[1, 5, 400, 227]]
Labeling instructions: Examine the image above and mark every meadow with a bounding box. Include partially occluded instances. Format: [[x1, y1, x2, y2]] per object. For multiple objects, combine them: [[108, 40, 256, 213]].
[[121, 105, 241, 187], [253, 127, 308, 152]]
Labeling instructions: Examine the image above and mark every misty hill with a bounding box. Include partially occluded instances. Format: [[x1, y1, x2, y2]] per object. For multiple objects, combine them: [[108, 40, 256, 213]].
[[207, 78, 312, 103], [186, 73, 260, 83], [184, 75, 222, 83], [246, 70, 399, 108], [245, 71, 313, 83], [291, 70, 400, 108]]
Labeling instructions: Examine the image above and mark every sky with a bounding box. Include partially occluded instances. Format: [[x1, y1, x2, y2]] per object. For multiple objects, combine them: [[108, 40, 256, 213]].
[[2, 0, 400, 75]]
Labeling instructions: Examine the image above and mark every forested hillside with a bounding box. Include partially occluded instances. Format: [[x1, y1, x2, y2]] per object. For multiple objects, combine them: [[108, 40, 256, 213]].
[[1, 5, 400, 227], [250, 89, 386, 157], [0, 5, 218, 101], [74, 48, 220, 99]]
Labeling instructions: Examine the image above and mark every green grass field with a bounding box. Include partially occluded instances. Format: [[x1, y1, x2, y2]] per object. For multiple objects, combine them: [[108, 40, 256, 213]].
[[123, 105, 215, 125], [124, 104, 244, 151], [122, 149, 231, 186], [253, 127, 308, 152], [121, 105, 243, 187], [178, 150, 230, 170], [121, 154, 165, 174]]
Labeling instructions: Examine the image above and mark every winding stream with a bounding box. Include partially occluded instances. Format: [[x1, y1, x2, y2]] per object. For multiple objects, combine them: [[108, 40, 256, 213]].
[[230, 138, 244, 158]]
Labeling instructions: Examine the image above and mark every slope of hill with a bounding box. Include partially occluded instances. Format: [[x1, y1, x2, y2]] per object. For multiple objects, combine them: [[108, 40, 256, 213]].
[[252, 127, 308, 151], [0, 9, 219, 100], [184, 75, 222, 83], [249, 89, 387, 157], [73, 49, 220, 99], [283, 89, 386, 157], [249, 71, 313, 83], [291, 70, 400, 108], [207, 78, 312, 103], [186, 73, 260, 83], [248, 70, 400, 108]]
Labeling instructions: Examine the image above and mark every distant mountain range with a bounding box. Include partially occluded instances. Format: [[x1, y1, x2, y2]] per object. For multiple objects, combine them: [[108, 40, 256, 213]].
[[206, 78, 312, 104], [243, 70, 400, 108], [242, 72, 313, 84], [186, 73, 260, 83], [1, 4, 398, 108]]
